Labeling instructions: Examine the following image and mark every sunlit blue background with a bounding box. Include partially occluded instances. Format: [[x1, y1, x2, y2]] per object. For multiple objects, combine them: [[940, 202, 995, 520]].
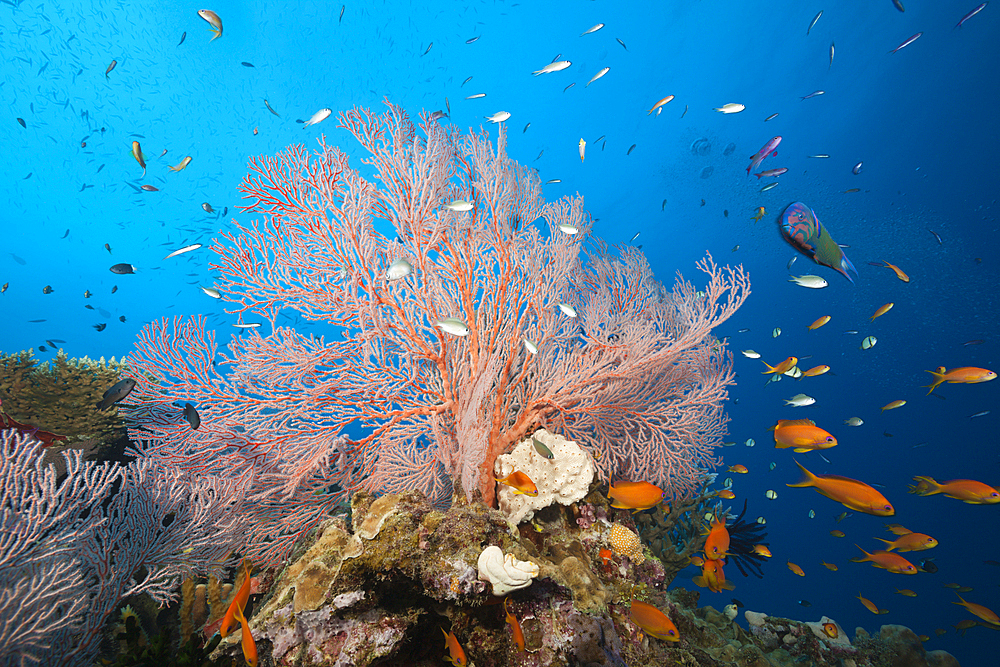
[[1, 0, 997, 662]]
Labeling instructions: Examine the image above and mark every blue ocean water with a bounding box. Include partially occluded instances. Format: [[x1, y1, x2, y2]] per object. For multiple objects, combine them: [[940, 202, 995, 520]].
[[1, 0, 996, 663]]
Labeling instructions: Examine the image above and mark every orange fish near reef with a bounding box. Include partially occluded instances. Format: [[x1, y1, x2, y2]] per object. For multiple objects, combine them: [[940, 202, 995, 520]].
[[694, 557, 735, 592], [728, 465, 749, 474], [753, 545, 772, 558], [787, 561, 805, 576], [751, 206, 766, 223], [504, 598, 525, 652], [607, 480, 664, 511], [802, 365, 830, 377], [221, 561, 253, 638], [808, 315, 831, 330], [495, 470, 538, 496], [822, 622, 839, 639], [441, 629, 467, 666], [953, 595, 1000, 624], [924, 366, 997, 394], [908, 476, 1000, 504], [772, 419, 837, 452], [857, 593, 881, 614], [232, 602, 258, 667], [851, 545, 918, 574], [762, 356, 797, 375], [630, 599, 680, 641], [876, 532, 938, 552], [703, 512, 730, 560], [787, 460, 894, 515], [716, 489, 736, 499]]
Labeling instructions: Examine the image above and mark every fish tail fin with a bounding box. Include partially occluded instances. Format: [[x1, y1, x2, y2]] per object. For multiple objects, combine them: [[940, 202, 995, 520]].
[[874, 538, 896, 551], [924, 369, 946, 395], [755, 173, 763, 179], [907, 476, 941, 496], [849, 544, 872, 562], [761, 361, 777, 375], [786, 460, 817, 488], [692, 576, 709, 589]]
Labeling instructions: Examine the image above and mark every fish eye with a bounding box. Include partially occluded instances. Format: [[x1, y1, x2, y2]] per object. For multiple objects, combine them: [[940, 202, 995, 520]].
[[825, 437, 834, 442]]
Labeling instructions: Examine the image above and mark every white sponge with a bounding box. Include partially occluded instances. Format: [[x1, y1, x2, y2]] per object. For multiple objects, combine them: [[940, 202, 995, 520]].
[[494, 428, 596, 524]]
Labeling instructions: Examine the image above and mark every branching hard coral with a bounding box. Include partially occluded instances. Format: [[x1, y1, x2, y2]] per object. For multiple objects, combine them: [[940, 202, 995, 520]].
[[0, 349, 128, 448]]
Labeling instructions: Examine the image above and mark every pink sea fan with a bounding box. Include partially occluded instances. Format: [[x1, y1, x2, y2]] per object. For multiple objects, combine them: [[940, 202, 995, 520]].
[[124, 102, 748, 556]]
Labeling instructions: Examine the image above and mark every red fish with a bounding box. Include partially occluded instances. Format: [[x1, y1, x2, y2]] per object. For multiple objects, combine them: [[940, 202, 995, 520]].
[[221, 561, 253, 638], [703, 511, 730, 560], [747, 136, 781, 175]]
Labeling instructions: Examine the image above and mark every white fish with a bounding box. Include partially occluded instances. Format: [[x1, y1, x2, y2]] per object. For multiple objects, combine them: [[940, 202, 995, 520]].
[[788, 275, 829, 289], [199, 286, 221, 299], [765, 489, 778, 500], [757, 517, 766, 525], [860, 335, 877, 350], [580, 23, 604, 35], [772, 327, 781, 338], [436, 317, 469, 336], [445, 200, 474, 212], [784, 366, 803, 378], [785, 393, 816, 407], [163, 243, 202, 260], [558, 303, 577, 318], [578, 138, 586, 162], [533, 60, 571, 75], [233, 322, 261, 329], [303, 108, 332, 128], [387, 258, 413, 281], [465, 93, 486, 100], [523, 339, 538, 355], [741, 350, 761, 359], [586, 67, 609, 86], [558, 223, 578, 235], [745, 438, 756, 447], [546, 179, 562, 184], [714, 103, 745, 114], [844, 417, 864, 426], [760, 182, 779, 192], [486, 111, 510, 124]]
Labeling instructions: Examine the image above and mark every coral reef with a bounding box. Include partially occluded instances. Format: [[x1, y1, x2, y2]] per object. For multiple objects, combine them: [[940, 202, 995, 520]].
[[0, 348, 129, 456], [205, 486, 955, 667]]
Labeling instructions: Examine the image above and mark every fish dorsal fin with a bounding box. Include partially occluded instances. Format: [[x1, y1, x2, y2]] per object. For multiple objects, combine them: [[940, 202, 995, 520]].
[[818, 473, 869, 486], [777, 418, 816, 428]]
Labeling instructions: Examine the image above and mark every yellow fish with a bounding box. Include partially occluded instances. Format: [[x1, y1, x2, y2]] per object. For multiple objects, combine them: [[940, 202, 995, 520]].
[[751, 206, 766, 223]]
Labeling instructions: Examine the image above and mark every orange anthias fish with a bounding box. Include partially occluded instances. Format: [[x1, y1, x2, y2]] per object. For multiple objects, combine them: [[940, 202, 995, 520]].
[[908, 476, 1000, 504], [753, 545, 772, 558], [823, 562, 838, 571], [772, 419, 837, 452], [221, 561, 253, 638], [851, 546, 918, 574], [787, 561, 805, 576], [879, 260, 910, 282], [787, 460, 894, 515], [881, 400, 906, 412], [131, 140, 146, 177], [630, 599, 680, 641], [924, 366, 997, 394], [876, 532, 938, 552], [504, 598, 525, 652], [808, 315, 831, 330], [870, 302, 894, 322], [693, 557, 735, 592], [953, 595, 1000, 624], [751, 206, 766, 223], [762, 356, 797, 375], [607, 480, 664, 512], [496, 470, 538, 496], [703, 512, 730, 560], [728, 465, 748, 474], [232, 602, 258, 667], [441, 629, 467, 666], [716, 489, 736, 499], [802, 365, 830, 377], [857, 593, 881, 614], [822, 622, 839, 639]]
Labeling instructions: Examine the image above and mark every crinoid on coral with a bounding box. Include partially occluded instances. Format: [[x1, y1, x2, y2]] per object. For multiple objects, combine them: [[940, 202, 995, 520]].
[[725, 499, 769, 578]]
